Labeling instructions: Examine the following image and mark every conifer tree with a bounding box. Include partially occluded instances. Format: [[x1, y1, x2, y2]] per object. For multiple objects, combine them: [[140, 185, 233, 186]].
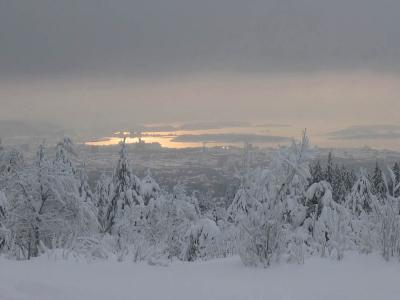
[[371, 162, 386, 200], [140, 169, 161, 206], [0, 147, 24, 190], [104, 139, 142, 234], [393, 162, 400, 197], [0, 191, 9, 252], [325, 152, 334, 184], [53, 137, 76, 175], [346, 169, 376, 216], [95, 173, 112, 233], [77, 165, 94, 203], [310, 160, 324, 184]]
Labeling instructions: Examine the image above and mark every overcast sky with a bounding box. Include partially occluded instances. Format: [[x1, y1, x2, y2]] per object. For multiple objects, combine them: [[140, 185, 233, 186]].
[[0, 0, 399, 141]]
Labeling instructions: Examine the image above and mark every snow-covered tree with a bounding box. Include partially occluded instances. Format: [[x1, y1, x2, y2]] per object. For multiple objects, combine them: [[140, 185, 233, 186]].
[[95, 173, 112, 233], [205, 196, 227, 226], [150, 184, 202, 260], [310, 160, 324, 184], [77, 166, 94, 204], [0, 191, 9, 252], [53, 137, 77, 175], [140, 169, 161, 206], [53, 138, 98, 233], [392, 162, 400, 197], [159, 192, 191, 259], [171, 183, 200, 221], [372, 162, 387, 200], [6, 143, 96, 259], [54, 138, 95, 204], [0, 147, 24, 190], [104, 140, 142, 235], [305, 181, 349, 259], [325, 152, 334, 184], [0, 148, 23, 176], [344, 169, 382, 254], [230, 132, 313, 267], [183, 218, 221, 261], [375, 166, 400, 260], [331, 165, 343, 203], [346, 169, 376, 216]]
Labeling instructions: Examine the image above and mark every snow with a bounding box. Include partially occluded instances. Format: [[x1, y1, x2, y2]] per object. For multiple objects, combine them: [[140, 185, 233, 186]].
[[188, 218, 221, 238], [1, 253, 399, 300], [0, 191, 7, 207]]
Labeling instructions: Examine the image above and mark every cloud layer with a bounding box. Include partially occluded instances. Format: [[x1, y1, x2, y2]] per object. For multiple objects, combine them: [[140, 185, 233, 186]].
[[172, 133, 290, 144], [327, 125, 400, 140], [1, 0, 400, 78], [1, 1, 399, 150]]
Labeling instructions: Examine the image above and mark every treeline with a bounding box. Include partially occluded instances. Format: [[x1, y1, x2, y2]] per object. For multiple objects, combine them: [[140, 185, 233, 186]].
[[0, 135, 399, 266]]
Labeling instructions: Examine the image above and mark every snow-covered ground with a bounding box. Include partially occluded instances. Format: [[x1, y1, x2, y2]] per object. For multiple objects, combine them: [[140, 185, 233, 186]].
[[1, 253, 399, 300]]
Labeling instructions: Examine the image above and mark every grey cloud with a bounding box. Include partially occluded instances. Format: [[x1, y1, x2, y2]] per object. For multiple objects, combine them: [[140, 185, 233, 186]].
[[139, 121, 251, 132], [172, 133, 290, 143], [255, 124, 292, 128], [177, 121, 251, 131], [1, 0, 400, 79], [327, 125, 400, 140], [138, 125, 178, 133], [0, 120, 65, 138]]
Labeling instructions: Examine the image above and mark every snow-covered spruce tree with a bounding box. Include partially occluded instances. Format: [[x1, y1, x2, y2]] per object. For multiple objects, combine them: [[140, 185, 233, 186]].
[[329, 165, 357, 205], [375, 167, 400, 260], [392, 162, 400, 198], [143, 182, 222, 262], [130, 170, 166, 259], [167, 183, 205, 261], [309, 160, 324, 184], [204, 196, 227, 226], [0, 191, 10, 253], [331, 165, 345, 203], [304, 181, 349, 259], [53, 137, 77, 175], [103, 139, 142, 236], [341, 166, 357, 200], [113, 180, 197, 261], [140, 169, 161, 206], [325, 152, 334, 184], [197, 190, 215, 215], [318, 152, 350, 204], [229, 132, 313, 267], [202, 196, 235, 258], [372, 162, 387, 201], [75, 164, 99, 239], [99, 139, 152, 260], [6, 143, 97, 259], [77, 165, 94, 203], [95, 173, 113, 233], [345, 169, 378, 253], [91, 167, 162, 260], [0, 147, 24, 191], [0, 147, 24, 176], [156, 189, 191, 259], [346, 169, 375, 216]]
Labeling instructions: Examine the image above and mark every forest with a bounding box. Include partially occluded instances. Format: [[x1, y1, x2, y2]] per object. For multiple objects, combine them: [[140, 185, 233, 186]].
[[0, 133, 399, 267]]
